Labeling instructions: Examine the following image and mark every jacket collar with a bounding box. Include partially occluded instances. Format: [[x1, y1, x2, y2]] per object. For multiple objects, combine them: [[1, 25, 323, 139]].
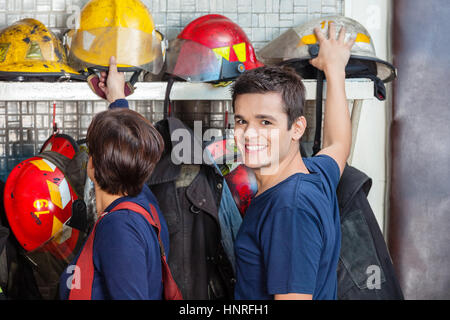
[[336, 165, 372, 211], [147, 117, 214, 185], [147, 117, 220, 220]]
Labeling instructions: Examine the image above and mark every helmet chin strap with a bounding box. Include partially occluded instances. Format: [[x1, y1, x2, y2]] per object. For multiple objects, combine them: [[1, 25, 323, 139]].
[[308, 44, 325, 156], [67, 199, 88, 233], [313, 70, 325, 156], [86, 68, 141, 100], [52, 102, 59, 135], [163, 77, 175, 119]]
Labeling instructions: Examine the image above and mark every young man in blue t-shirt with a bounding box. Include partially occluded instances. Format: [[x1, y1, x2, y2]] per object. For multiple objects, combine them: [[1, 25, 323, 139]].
[[231, 24, 355, 300]]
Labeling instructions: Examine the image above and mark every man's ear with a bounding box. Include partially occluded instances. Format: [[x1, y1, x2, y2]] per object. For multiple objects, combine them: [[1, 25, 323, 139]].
[[87, 156, 95, 183], [292, 116, 307, 141]]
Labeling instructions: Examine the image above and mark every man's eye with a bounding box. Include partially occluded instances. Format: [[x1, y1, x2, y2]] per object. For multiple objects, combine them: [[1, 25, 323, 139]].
[[236, 119, 246, 125], [261, 120, 272, 125]]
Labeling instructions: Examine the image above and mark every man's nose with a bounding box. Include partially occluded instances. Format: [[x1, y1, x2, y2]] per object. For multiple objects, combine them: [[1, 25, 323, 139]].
[[244, 126, 258, 137]]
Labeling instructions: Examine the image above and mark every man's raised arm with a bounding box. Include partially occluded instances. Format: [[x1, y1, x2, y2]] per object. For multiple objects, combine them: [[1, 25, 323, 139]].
[[310, 23, 355, 176]]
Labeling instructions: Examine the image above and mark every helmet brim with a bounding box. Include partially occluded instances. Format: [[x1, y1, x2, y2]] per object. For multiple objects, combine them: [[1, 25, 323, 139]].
[[0, 61, 85, 81]]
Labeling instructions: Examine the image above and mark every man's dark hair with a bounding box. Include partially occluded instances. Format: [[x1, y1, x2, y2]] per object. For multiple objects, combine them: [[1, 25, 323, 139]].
[[231, 65, 306, 129], [87, 108, 164, 197]]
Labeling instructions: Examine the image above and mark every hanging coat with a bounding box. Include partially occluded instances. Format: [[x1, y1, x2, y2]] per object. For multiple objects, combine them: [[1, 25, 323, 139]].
[[336, 165, 404, 300], [147, 117, 239, 300]]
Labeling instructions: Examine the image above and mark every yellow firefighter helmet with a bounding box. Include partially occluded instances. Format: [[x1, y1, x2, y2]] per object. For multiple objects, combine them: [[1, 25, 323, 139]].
[[67, 0, 165, 74], [0, 18, 84, 81]]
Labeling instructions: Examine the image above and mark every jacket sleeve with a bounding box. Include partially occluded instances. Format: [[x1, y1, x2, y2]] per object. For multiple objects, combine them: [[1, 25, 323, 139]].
[[109, 99, 129, 109]]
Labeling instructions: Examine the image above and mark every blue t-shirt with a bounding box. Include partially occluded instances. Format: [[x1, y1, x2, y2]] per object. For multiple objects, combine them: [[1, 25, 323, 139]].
[[109, 98, 129, 109], [234, 155, 341, 300], [59, 184, 169, 300]]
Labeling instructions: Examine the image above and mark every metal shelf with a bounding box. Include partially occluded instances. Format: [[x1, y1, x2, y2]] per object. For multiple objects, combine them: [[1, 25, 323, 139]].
[[0, 79, 375, 101]]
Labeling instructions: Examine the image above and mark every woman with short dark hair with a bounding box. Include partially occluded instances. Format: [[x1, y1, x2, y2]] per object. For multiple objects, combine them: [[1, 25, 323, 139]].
[[86, 108, 164, 198], [59, 107, 172, 300]]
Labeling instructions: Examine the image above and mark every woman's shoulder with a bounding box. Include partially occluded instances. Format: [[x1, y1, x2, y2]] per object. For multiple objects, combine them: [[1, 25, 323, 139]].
[[96, 204, 156, 243]]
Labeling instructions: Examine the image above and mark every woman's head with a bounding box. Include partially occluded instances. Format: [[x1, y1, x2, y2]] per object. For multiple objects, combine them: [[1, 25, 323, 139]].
[[86, 108, 164, 197]]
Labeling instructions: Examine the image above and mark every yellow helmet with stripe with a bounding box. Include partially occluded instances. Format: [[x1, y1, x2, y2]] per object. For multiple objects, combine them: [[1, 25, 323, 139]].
[[0, 18, 84, 81], [67, 0, 165, 74]]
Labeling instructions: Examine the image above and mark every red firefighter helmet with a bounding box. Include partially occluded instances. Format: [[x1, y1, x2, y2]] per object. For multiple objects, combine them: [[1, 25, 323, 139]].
[[3, 134, 82, 258], [166, 14, 263, 83], [206, 136, 258, 216], [40, 133, 79, 158], [225, 164, 257, 216]]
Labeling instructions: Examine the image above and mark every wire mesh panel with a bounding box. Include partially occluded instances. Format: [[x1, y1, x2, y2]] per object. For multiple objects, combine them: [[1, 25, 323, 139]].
[[0, 99, 164, 181], [172, 100, 233, 132], [0, 96, 361, 181]]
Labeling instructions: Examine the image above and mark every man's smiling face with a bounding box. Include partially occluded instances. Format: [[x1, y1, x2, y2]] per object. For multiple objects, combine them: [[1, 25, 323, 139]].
[[234, 91, 303, 174]]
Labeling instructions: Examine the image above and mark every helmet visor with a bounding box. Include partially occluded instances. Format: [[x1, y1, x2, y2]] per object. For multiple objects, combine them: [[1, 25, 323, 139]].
[[23, 225, 88, 299], [25, 224, 87, 264], [166, 39, 223, 82], [259, 28, 305, 63], [68, 27, 165, 74]]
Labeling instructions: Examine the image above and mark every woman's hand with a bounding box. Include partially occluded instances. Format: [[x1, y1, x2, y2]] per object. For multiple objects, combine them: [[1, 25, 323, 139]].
[[98, 56, 126, 103]]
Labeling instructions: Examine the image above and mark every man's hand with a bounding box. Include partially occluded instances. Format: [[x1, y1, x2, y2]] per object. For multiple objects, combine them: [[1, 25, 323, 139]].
[[98, 56, 126, 103], [309, 22, 355, 77], [311, 23, 355, 176]]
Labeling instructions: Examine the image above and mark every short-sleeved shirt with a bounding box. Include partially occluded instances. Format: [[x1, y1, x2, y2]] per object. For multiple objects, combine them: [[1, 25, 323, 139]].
[[234, 155, 341, 300], [59, 184, 169, 300]]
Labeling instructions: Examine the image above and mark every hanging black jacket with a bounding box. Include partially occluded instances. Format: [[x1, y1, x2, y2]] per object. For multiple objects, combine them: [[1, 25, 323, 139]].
[[0, 216, 8, 300], [336, 165, 404, 300], [147, 117, 235, 300], [0, 180, 43, 300]]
